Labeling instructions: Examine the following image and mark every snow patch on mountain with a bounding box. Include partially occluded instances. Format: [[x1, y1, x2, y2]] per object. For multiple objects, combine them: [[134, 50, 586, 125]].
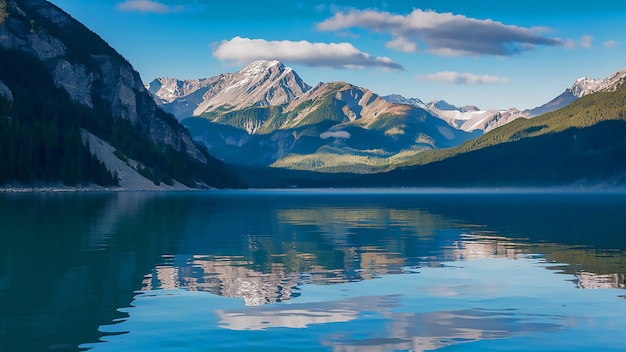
[[383, 94, 428, 110]]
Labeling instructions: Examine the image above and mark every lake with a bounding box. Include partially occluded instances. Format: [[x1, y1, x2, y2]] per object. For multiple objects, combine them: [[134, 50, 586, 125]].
[[1, 189, 625, 351]]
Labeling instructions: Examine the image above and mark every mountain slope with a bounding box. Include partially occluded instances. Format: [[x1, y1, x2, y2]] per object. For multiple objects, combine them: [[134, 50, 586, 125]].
[[371, 119, 626, 187], [0, 0, 242, 188]]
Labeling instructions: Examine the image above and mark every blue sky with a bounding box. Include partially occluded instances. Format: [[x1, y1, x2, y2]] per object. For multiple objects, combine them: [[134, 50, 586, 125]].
[[49, 0, 626, 109]]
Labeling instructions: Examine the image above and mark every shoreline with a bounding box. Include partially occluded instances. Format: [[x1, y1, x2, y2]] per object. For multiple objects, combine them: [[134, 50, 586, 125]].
[[0, 184, 204, 193], [0, 185, 136, 193], [2, 184, 626, 194]]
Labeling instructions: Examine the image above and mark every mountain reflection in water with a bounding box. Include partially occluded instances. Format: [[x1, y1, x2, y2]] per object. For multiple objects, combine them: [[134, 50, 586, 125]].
[[137, 191, 626, 306], [1, 190, 626, 352]]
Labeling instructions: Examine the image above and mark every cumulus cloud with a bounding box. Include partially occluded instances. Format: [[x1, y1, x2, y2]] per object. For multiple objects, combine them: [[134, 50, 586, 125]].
[[116, 0, 183, 14], [604, 40, 618, 49], [416, 71, 509, 85], [580, 35, 593, 48], [386, 36, 418, 52], [317, 9, 562, 57], [212, 36, 403, 70], [320, 130, 351, 139]]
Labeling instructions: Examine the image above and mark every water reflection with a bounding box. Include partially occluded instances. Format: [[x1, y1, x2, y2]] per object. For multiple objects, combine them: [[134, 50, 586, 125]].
[[1, 190, 626, 352]]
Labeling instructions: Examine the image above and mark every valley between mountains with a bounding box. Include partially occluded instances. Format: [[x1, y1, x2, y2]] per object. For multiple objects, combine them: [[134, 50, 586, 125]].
[[1, 0, 625, 190]]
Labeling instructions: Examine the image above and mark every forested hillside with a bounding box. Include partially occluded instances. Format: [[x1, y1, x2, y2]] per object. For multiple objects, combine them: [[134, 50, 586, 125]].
[[0, 49, 116, 186]]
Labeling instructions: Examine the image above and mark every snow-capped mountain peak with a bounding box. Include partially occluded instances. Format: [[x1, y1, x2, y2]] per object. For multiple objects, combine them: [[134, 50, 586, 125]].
[[570, 68, 626, 97], [241, 60, 282, 77], [148, 60, 311, 120], [570, 77, 603, 97]]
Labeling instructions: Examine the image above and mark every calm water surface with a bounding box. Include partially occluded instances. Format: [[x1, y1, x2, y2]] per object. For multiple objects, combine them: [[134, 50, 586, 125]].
[[1, 190, 625, 351]]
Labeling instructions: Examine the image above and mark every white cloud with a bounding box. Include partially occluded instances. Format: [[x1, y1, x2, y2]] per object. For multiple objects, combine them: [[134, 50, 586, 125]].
[[386, 36, 418, 52], [416, 71, 509, 85], [212, 36, 403, 70], [564, 39, 577, 49], [580, 35, 593, 48], [116, 0, 183, 14], [317, 9, 562, 57], [320, 130, 351, 139], [604, 40, 618, 49]]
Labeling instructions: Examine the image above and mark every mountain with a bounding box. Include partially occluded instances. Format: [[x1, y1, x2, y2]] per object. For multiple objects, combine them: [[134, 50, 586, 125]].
[[148, 61, 476, 173], [526, 69, 626, 117], [181, 78, 477, 173], [0, 0, 242, 189], [148, 60, 311, 120], [232, 66, 626, 188]]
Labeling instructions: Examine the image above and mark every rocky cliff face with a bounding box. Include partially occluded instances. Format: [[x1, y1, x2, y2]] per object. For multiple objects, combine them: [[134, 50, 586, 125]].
[[0, 79, 12, 100], [0, 0, 206, 162]]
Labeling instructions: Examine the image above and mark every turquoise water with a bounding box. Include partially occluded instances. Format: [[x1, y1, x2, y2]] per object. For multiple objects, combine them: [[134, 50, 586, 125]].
[[1, 190, 625, 351]]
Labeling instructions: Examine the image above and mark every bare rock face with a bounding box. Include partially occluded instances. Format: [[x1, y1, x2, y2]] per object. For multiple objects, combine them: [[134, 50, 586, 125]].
[[0, 0, 207, 163], [52, 60, 93, 107], [0, 80, 12, 101]]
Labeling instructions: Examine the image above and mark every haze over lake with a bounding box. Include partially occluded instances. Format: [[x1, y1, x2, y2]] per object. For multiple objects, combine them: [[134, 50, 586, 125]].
[[1, 190, 625, 351]]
